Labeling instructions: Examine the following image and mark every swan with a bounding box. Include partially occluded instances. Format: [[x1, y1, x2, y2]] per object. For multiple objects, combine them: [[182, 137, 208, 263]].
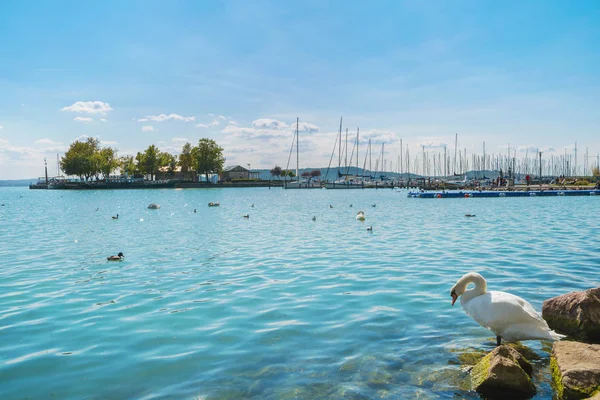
[[450, 272, 565, 346], [356, 211, 365, 221], [107, 252, 124, 261]]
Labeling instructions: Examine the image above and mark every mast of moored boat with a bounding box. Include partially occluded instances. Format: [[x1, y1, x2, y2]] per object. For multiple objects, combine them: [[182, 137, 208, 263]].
[[296, 117, 299, 182]]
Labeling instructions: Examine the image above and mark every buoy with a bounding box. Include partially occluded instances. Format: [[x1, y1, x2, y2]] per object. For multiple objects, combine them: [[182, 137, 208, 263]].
[[558, 191, 565, 196], [436, 194, 442, 198], [590, 192, 596, 196], [498, 193, 506, 197], [530, 193, 536, 197], [148, 203, 160, 209]]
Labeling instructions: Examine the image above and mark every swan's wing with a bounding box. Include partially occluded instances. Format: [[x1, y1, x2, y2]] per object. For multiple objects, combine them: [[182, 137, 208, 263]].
[[463, 291, 549, 332]]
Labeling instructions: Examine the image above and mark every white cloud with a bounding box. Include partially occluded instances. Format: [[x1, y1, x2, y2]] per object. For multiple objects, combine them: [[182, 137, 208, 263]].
[[73, 117, 93, 122], [0, 138, 8, 145], [208, 119, 221, 127], [138, 114, 195, 122], [252, 118, 288, 130], [417, 139, 448, 149], [61, 101, 112, 115], [296, 122, 319, 133], [142, 125, 154, 132], [516, 145, 539, 153], [196, 123, 208, 128], [101, 141, 118, 146], [0, 125, 3, 130], [208, 114, 227, 121], [100, 118, 107, 122], [137, 118, 149, 122], [172, 137, 189, 144], [359, 129, 398, 144], [74, 135, 89, 141]]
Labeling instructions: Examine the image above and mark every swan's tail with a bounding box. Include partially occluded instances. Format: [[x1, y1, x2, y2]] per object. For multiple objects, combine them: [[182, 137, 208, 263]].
[[549, 330, 567, 341]]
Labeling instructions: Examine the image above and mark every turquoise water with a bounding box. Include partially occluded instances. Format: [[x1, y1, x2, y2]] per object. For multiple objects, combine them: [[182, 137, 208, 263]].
[[1, 186, 598, 399]]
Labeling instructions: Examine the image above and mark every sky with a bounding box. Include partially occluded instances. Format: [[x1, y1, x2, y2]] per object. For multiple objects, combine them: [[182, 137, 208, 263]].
[[0, 0, 599, 179]]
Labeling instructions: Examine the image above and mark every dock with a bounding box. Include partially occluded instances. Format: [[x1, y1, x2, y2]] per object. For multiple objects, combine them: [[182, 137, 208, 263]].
[[408, 189, 600, 198]]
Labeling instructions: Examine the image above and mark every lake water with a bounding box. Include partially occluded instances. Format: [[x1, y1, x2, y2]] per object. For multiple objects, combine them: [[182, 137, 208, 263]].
[[0, 186, 598, 399]]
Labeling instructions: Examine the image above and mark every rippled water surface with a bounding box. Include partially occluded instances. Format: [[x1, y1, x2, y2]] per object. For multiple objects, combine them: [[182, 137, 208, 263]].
[[1, 187, 598, 399]]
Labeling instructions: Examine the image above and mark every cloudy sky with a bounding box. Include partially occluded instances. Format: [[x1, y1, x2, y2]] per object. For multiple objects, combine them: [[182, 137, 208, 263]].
[[0, 0, 599, 179]]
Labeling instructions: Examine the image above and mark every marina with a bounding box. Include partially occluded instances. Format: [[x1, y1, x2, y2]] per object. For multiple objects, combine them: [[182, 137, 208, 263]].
[[408, 189, 600, 198]]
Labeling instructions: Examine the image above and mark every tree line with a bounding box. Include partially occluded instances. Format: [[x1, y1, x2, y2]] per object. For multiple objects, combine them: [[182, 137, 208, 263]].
[[60, 137, 225, 182], [269, 166, 321, 181]]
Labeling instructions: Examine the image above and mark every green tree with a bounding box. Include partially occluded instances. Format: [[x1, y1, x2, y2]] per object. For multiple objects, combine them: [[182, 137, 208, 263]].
[[179, 142, 196, 181], [159, 152, 176, 177], [97, 147, 119, 179], [194, 138, 225, 183], [60, 137, 101, 180], [138, 145, 161, 180], [593, 166, 600, 177], [270, 165, 282, 180], [119, 155, 137, 176]]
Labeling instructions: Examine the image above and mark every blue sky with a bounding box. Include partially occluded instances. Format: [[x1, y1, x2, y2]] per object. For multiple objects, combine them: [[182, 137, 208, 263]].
[[0, 0, 599, 179]]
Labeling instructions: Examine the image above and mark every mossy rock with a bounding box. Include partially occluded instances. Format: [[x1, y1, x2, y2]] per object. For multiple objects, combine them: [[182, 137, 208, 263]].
[[471, 345, 536, 399], [551, 341, 600, 399]]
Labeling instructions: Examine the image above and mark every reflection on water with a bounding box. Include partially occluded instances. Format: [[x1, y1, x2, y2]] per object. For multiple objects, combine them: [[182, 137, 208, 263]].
[[0, 187, 598, 399]]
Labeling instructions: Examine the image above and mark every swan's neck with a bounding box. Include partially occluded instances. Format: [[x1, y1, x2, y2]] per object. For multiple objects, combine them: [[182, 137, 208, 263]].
[[461, 274, 487, 303]]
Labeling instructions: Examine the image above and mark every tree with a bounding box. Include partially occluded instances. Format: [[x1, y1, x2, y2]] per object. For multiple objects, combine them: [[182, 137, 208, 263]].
[[160, 152, 176, 177], [119, 155, 137, 176], [97, 147, 119, 179], [179, 142, 196, 181], [301, 171, 311, 181], [310, 170, 321, 179], [593, 166, 600, 177], [60, 137, 101, 180], [138, 145, 161, 180], [194, 138, 225, 183], [270, 165, 282, 180]]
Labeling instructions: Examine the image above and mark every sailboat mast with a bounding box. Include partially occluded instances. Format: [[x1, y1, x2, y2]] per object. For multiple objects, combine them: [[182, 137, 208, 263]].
[[345, 128, 348, 170], [296, 117, 299, 182], [356, 128, 360, 174], [338, 117, 342, 170]]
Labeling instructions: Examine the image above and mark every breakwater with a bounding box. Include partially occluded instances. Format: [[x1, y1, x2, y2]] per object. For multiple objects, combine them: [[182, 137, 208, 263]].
[[408, 189, 600, 198]]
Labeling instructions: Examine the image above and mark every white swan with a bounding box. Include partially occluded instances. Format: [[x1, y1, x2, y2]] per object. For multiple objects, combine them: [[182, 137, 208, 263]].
[[356, 211, 365, 221], [450, 272, 565, 345]]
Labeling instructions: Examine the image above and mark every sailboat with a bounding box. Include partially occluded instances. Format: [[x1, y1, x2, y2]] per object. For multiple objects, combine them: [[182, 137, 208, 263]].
[[325, 119, 367, 189], [284, 118, 321, 189]]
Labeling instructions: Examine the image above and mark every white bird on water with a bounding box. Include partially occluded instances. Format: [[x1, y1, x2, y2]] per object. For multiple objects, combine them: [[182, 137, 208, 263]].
[[356, 211, 365, 221], [450, 272, 565, 346]]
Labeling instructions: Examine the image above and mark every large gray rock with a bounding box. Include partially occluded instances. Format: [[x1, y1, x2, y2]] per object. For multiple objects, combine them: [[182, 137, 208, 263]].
[[471, 345, 536, 398], [543, 287, 600, 343], [551, 341, 600, 400]]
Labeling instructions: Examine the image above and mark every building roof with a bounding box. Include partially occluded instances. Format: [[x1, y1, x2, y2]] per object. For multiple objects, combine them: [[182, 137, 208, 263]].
[[223, 165, 249, 172]]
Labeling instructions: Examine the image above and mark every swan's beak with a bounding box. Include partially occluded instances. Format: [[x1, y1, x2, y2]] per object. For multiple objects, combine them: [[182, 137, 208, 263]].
[[451, 293, 458, 306]]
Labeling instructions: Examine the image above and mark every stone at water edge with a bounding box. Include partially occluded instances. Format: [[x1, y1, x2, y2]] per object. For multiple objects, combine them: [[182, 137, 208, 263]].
[[471, 345, 536, 398], [542, 287, 600, 343], [551, 341, 600, 400]]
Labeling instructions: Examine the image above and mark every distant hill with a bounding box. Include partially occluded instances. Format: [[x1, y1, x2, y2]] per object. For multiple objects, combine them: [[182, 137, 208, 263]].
[[0, 179, 34, 187]]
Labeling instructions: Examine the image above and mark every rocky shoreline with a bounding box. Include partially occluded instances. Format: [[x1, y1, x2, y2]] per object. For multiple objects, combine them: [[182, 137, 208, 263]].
[[467, 287, 600, 399]]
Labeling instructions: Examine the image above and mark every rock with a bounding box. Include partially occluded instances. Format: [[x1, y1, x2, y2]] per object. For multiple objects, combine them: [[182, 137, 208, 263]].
[[471, 345, 536, 398], [551, 341, 600, 399], [542, 287, 600, 343]]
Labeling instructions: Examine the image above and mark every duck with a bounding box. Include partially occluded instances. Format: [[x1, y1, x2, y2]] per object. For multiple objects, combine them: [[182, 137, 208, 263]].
[[371, 204, 376, 207], [312, 216, 316, 221], [366, 226, 373, 232], [465, 214, 476, 218], [112, 214, 119, 219], [349, 204, 353, 208], [208, 202, 220, 207], [243, 214, 249, 218], [450, 272, 566, 346], [329, 205, 333, 209], [193, 209, 197, 213], [356, 211, 365, 221], [148, 203, 160, 209], [107, 252, 124, 261], [251, 204, 255, 208]]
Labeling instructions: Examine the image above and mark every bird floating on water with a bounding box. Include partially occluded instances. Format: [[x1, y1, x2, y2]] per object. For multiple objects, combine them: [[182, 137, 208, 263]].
[[251, 204, 255, 208], [356, 211, 365, 221], [193, 209, 197, 213], [371, 204, 376, 207], [112, 214, 119, 220], [148, 203, 160, 209], [366, 226, 373, 232], [349, 204, 353, 208], [107, 252, 124, 261], [312, 216, 316, 221], [208, 202, 220, 207], [243, 214, 249, 218], [450, 272, 566, 346], [329, 205, 333, 209], [465, 214, 476, 218]]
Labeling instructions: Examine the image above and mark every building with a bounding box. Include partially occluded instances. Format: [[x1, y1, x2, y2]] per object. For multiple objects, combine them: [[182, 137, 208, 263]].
[[220, 165, 261, 181]]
